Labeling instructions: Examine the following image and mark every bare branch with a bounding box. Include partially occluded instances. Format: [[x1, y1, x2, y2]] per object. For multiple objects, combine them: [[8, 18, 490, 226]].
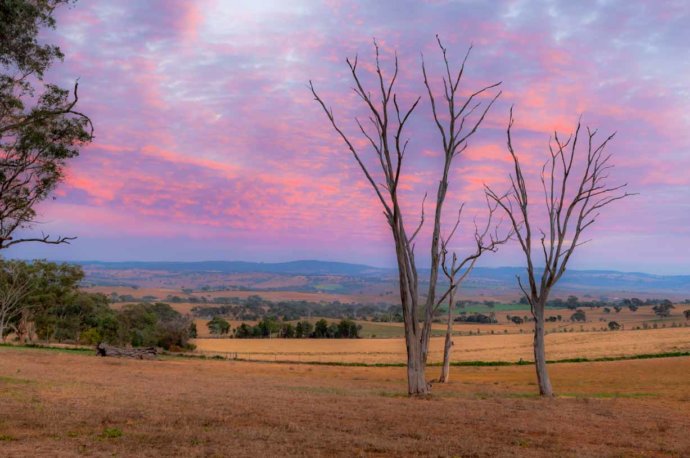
[[309, 81, 393, 218], [408, 193, 428, 243]]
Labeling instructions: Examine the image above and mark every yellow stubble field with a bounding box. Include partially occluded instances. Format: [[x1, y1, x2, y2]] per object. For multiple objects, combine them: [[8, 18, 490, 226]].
[[191, 326, 690, 364]]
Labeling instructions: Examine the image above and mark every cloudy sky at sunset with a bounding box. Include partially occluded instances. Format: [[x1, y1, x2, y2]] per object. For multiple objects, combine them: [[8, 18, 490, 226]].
[[8, 0, 690, 274]]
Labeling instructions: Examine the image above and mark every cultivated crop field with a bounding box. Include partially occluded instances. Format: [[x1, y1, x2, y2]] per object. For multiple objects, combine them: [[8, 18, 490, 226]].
[[0, 347, 688, 457], [192, 327, 690, 364]]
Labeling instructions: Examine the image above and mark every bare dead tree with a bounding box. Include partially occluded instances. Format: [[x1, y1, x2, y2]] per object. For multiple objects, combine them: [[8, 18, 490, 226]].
[[486, 107, 634, 396], [310, 37, 500, 395], [436, 199, 511, 383], [0, 259, 34, 341]]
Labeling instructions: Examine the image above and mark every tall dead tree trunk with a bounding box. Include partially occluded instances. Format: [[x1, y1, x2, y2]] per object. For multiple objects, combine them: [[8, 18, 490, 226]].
[[486, 107, 634, 396], [310, 37, 500, 395], [438, 272, 455, 383], [532, 299, 552, 395]]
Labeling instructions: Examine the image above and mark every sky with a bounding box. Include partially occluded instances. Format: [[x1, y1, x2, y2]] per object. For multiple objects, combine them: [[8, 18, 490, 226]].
[[6, 0, 690, 274]]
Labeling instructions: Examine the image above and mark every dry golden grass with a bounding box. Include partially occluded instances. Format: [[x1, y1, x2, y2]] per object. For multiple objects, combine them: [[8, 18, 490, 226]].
[[191, 327, 690, 364], [0, 347, 688, 457], [422, 305, 690, 336]]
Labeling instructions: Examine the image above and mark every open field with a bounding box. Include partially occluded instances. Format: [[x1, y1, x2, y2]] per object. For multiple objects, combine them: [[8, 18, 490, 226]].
[[90, 284, 690, 312], [88, 285, 402, 307], [191, 327, 690, 364], [356, 306, 690, 337], [99, 283, 690, 337], [80, 263, 690, 302], [0, 347, 688, 457]]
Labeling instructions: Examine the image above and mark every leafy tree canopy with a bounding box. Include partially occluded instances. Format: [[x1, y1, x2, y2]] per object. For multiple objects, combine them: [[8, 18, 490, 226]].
[[0, 0, 92, 249]]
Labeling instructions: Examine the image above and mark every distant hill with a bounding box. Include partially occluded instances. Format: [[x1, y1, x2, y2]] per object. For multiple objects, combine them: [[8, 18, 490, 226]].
[[74, 260, 690, 296], [466, 267, 690, 295]]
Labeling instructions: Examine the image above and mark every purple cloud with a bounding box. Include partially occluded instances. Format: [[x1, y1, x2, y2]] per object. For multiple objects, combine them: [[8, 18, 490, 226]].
[[7, 0, 689, 274]]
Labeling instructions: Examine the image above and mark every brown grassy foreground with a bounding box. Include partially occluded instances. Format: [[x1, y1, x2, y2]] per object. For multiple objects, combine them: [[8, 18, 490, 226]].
[[192, 327, 690, 363], [1, 347, 689, 457]]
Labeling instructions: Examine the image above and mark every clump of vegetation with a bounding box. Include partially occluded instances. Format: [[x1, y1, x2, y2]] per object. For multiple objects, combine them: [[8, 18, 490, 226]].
[[570, 310, 587, 322], [207, 316, 231, 336], [0, 260, 195, 351], [652, 301, 675, 318], [233, 317, 360, 339], [453, 312, 497, 324]]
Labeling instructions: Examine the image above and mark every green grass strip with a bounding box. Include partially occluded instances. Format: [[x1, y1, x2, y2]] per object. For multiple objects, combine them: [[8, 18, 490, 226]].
[[0, 342, 93, 354], [168, 350, 690, 367]]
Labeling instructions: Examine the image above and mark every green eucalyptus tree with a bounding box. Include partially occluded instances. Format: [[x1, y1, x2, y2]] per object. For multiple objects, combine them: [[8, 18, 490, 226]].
[[0, 0, 92, 249]]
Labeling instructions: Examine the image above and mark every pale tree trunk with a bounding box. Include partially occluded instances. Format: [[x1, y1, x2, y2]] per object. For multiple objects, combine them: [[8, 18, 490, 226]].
[[439, 325, 454, 383], [394, 225, 430, 396], [405, 334, 429, 395], [16, 309, 30, 344], [438, 284, 456, 383], [532, 302, 553, 396], [0, 308, 6, 342]]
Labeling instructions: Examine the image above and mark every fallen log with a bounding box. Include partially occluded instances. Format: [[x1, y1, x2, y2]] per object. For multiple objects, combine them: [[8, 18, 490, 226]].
[[96, 343, 157, 360]]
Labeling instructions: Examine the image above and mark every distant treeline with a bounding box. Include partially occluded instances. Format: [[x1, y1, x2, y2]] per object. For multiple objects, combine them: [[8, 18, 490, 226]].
[[510, 295, 687, 310], [191, 295, 687, 323], [108, 291, 689, 327], [207, 316, 361, 339], [453, 312, 498, 324], [191, 295, 393, 322]]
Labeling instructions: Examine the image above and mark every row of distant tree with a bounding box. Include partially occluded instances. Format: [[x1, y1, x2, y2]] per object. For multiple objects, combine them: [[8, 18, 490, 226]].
[[207, 316, 361, 339], [471, 301, 689, 326], [185, 294, 688, 324], [191, 296, 393, 322], [512, 295, 686, 310], [112, 291, 690, 311]]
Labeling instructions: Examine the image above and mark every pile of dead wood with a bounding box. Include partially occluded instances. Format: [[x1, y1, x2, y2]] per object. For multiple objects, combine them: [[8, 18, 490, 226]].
[[96, 343, 157, 360]]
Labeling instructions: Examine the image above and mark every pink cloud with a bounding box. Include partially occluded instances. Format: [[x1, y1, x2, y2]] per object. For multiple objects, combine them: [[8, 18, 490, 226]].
[[8, 0, 687, 274]]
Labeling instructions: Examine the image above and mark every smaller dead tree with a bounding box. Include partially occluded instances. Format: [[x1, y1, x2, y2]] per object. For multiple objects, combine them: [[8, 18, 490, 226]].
[[436, 200, 511, 383], [486, 108, 634, 396]]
